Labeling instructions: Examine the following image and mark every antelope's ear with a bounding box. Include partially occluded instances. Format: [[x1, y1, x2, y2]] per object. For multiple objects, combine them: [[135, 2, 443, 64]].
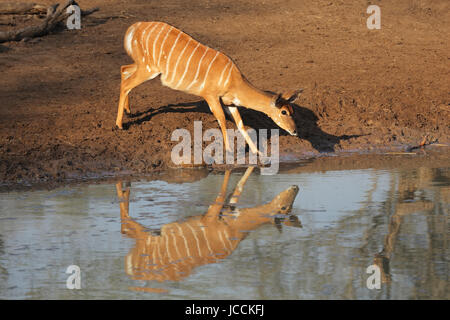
[[272, 93, 283, 107], [282, 89, 303, 103]]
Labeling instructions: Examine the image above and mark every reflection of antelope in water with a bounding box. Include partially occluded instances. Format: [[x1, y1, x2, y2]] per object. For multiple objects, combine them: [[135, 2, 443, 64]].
[[116, 167, 301, 282], [374, 168, 436, 283]]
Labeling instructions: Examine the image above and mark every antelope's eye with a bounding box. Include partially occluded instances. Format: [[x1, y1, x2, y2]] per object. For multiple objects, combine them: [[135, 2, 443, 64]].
[[281, 110, 287, 115]]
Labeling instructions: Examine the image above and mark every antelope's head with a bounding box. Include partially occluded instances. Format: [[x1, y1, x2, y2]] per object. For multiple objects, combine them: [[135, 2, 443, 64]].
[[271, 89, 303, 136], [269, 185, 302, 230], [269, 185, 299, 215]]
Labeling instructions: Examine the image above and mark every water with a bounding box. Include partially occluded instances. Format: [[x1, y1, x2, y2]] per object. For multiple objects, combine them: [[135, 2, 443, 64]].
[[0, 156, 448, 299]]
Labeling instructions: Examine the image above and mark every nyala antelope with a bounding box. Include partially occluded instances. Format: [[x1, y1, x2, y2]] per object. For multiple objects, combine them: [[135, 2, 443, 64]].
[[116, 167, 301, 282], [116, 21, 302, 154]]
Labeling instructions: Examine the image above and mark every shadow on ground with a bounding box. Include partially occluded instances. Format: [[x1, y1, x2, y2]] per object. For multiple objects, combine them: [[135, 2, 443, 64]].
[[123, 99, 363, 153]]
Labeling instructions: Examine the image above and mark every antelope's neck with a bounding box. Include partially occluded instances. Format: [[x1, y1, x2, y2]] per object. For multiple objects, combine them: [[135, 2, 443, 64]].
[[227, 204, 274, 231], [231, 78, 276, 115]]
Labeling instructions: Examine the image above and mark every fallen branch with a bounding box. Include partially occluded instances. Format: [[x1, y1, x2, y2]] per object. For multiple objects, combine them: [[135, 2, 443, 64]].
[[80, 7, 99, 17], [0, 0, 99, 43]]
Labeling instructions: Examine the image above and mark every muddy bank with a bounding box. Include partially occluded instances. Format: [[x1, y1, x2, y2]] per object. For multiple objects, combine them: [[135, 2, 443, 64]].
[[0, 0, 449, 188], [1, 146, 448, 193]]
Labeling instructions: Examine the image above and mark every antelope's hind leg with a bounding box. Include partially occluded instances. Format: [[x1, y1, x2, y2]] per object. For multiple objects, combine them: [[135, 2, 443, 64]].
[[121, 64, 136, 116], [116, 64, 159, 130]]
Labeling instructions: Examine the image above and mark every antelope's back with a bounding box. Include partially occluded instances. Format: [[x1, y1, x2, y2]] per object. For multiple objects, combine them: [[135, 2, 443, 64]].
[[123, 21, 237, 95]]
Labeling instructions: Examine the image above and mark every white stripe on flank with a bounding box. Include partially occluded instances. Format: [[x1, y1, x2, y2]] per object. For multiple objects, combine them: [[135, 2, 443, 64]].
[[165, 31, 182, 76], [152, 24, 166, 64], [200, 51, 220, 90], [157, 237, 163, 262], [218, 229, 228, 251], [218, 60, 231, 86], [157, 26, 173, 67], [152, 241, 157, 264], [223, 229, 233, 249], [171, 229, 182, 260], [186, 47, 209, 90], [145, 23, 159, 56], [223, 63, 233, 87], [175, 223, 191, 258], [165, 234, 173, 261], [170, 38, 192, 84], [175, 42, 200, 88], [200, 227, 213, 255], [141, 24, 152, 54], [186, 223, 202, 257]]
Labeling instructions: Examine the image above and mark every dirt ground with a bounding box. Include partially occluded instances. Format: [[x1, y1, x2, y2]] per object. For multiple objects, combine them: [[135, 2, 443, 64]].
[[0, 0, 449, 188]]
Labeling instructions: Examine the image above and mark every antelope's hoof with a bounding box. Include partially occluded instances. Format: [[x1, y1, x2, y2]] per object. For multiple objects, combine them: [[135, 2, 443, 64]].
[[113, 124, 123, 131], [125, 111, 133, 118]]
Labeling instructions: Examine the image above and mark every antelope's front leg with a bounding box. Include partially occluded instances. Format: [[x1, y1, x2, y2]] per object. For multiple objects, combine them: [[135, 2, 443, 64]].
[[227, 107, 262, 156], [203, 170, 232, 221], [204, 96, 232, 152], [229, 166, 255, 204]]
